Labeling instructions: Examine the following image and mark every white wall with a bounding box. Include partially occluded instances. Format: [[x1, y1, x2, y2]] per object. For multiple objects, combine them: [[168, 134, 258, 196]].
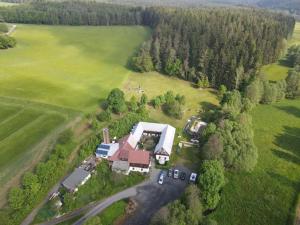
[[129, 166, 150, 173], [155, 154, 169, 162]]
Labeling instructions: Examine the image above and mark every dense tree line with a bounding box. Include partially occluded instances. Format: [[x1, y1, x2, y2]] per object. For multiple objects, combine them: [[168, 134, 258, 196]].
[[0, 1, 143, 25], [138, 7, 295, 89]]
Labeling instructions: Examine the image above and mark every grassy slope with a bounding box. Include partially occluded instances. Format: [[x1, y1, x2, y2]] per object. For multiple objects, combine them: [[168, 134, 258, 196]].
[[211, 99, 300, 225], [123, 72, 218, 128], [1, 25, 150, 111], [0, 24, 149, 204], [261, 22, 300, 81]]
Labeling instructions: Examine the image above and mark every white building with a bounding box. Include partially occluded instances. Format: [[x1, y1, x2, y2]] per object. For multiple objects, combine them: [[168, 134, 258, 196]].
[[131, 122, 176, 164]]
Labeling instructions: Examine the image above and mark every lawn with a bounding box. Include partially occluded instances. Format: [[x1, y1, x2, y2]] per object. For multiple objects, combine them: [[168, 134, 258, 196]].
[[0, 1, 18, 6], [211, 99, 300, 225], [0, 24, 150, 205], [122, 72, 218, 128], [260, 22, 299, 81]]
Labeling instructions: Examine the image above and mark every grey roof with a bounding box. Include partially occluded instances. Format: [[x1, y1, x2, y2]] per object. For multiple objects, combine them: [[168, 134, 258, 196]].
[[62, 168, 90, 191], [112, 160, 129, 172]]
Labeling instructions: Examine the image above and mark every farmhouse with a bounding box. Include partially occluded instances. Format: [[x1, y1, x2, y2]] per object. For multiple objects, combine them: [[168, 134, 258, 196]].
[[96, 122, 176, 174]]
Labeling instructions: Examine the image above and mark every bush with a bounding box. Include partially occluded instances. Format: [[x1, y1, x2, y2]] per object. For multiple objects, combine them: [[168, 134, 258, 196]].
[[286, 69, 300, 98], [106, 88, 127, 114], [97, 110, 111, 122], [57, 129, 73, 145], [0, 23, 8, 33], [198, 160, 225, 210], [0, 35, 16, 49]]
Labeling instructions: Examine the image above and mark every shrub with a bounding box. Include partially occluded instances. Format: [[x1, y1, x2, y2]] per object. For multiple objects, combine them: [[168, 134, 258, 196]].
[[97, 110, 111, 122]]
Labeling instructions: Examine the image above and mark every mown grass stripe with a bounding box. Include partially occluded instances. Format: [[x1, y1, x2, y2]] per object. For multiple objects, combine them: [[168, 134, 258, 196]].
[[0, 104, 21, 123], [0, 113, 66, 172], [0, 108, 43, 142]]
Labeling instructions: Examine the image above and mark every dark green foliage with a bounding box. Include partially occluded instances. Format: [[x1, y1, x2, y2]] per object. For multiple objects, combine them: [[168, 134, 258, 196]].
[[140, 93, 148, 106], [0, 1, 143, 25], [109, 112, 148, 138], [198, 160, 225, 209], [151, 185, 203, 225], [0, 23, 8, 33], [197, 74, 210, 88], [286, 45, 300, 67], [0, 34, 16, 49], [218, 85, 227, 100], [285, 69, 300, 98], [245, 78, 264, 104], [8, 187, 25, 210], [131, 42, 154, 72], [217, 116, 258, 171], [106, 88, 127, 114], [261, 80, 278, 104], [202, 133, 223, 161], [143, 7, 294, 89], [153, 91, 185, 119], [57, 129, 73, 145], [97, 110, 112, 122]]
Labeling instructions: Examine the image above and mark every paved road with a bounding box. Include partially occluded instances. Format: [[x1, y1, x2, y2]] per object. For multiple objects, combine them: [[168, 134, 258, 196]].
[[122, 166, 190, 225]]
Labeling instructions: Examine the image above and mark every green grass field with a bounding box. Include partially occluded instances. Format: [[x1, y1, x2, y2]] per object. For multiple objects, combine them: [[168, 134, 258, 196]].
[[211, 99, 300, 225], [0, 24, 150, 204], [123, 72, 218, 128], [0, 1, 18, 7], [261, 22, 300, 81]]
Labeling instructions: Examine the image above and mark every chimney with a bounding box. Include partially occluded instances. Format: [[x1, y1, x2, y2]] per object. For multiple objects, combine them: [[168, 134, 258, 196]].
[[103, 128, 110, 144]]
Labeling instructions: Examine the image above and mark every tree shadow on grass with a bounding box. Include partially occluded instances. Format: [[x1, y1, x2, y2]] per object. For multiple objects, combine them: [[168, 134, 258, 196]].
[[272, 149, 300, 165], [274, 126, 300, 158], [276, 106, 300, 118], [267, 171, 300, 225]]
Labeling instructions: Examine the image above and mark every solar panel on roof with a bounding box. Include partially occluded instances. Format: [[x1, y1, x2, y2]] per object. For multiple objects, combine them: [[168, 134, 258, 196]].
[[99, 144, 110, 150], [96, 150, 108, 156]]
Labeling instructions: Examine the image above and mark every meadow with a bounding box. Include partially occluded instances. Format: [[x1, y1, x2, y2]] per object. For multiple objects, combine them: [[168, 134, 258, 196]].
[[211, 99, 300, 225], [261, 22, 300, 81], [0, 24, 150, 204], [123, 72, 218, 128]]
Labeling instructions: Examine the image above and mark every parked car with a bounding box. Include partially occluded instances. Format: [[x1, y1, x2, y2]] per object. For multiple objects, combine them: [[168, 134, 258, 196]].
[[168, 168, 173, 177], [180, 172, 186, 180], [158, 172, 164, 185], [189, 172, 197, 183], [173, 169, 179, 179]]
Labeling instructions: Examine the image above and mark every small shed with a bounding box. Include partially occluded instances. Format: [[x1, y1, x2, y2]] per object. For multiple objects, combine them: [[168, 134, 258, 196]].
[[62, 168, 91, 192]]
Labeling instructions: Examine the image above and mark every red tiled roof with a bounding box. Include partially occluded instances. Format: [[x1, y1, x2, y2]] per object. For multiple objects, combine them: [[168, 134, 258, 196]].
[[109, 134, 150, 166], [128, 150, 150, 165]]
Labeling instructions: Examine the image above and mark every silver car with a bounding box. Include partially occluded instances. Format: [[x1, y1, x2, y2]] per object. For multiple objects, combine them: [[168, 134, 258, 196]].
[[173, 169, 179, 179]]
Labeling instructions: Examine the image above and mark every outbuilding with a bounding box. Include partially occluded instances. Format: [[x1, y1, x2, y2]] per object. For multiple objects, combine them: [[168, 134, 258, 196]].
[[62, 168, 91, 192]]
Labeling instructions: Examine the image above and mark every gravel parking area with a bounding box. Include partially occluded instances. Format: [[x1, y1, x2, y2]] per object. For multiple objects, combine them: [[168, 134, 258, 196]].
[[123, 166, 191, 225]]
